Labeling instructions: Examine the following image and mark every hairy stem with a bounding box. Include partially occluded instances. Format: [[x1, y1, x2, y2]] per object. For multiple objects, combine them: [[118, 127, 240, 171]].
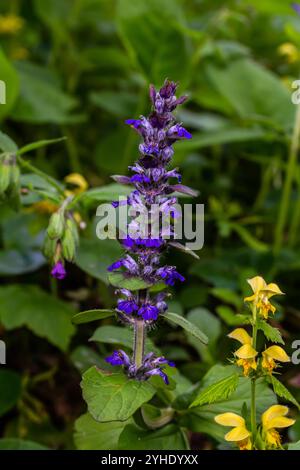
[[274, 103, 300, 253], [133, 318, 145, 369], [251, 306, 258, 443]]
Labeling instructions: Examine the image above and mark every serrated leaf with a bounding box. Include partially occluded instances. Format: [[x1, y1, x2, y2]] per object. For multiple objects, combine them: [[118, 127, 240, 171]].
[[269, 375, 300, 410], [190, 373, 239, 408], [257, 319, 284, 345], [74, 413, 131, 450], [162, 311, 208, 345], [89, 325, 157, 354], [81, 367, 155, 422], [72, 309, 115, 325], [108, 272, 151, 290]]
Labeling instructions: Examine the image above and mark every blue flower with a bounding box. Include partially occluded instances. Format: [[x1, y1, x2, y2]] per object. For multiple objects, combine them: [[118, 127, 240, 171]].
[[51, 260, 66, 280], [117, 299, 138, 314], [106, 350, 130, 367], [157, 266, 185, 286], [138, 304, 160, 321]]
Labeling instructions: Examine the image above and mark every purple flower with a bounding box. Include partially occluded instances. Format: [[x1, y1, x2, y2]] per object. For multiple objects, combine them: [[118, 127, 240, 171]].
[[125, 119, 142, 129], [106, 350, 131, 367], [51, 260, 66, 280], [157, 266, 185, 286], [138, 304, 159, 321], [167, 124, 192, 140], [145, 368, 170, 385], [117, 299, 138, 314]]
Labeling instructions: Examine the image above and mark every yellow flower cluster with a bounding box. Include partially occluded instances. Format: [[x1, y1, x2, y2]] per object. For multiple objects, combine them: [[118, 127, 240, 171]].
[[215, 405, 295, 450]]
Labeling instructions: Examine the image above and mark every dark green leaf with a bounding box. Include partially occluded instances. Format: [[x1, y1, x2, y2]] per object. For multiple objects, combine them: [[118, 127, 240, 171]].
[[0, 439, 48, 450], [118, 424, 189, 450], [108, 272, 151, 290], [72, 309, 115, 325], [0, 370, 22, 417], [269, 375, 300, 410], [0, 131, 18, 153], [162, 311, 208, 345], [81, 367, 155, 422], [257, 319, 284, 344]]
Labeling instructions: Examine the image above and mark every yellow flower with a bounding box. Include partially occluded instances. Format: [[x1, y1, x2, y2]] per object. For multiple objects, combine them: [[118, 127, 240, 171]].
[[64, 173, 88, 196], [0, 14, 24, 35], [10, 46, 29, 60], [244, 276, 284, 319], [262, 345, 290, 374], [215, 412, 252, 450], [278, 42, 300, 64], [228, 328, 258, 376], [262, 405, 295, 448], [30, 200, 59, 215]]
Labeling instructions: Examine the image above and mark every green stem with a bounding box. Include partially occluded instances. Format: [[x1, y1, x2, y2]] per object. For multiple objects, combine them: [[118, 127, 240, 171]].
[[251, 306, 258, 442], [133, 318, 145, 369], [274, 104, 300, 254], [62, 127, 81, 173], [17, 155, 65, 197]]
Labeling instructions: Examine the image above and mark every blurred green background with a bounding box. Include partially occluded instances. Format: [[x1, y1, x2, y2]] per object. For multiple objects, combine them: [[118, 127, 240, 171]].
[[0, 0, 300, 450]]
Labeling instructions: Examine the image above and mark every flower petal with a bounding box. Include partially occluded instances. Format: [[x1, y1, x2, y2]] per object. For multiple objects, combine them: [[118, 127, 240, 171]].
[[264, 346, 290, 362], [214, 412, 245, 427], [235, 344, 258, 359], [266, 416, 295, 430], [228, 328, 252, 345], [224, 426, 251, 442], [262, 405, 289, 430], [247, 276, 266, 294]]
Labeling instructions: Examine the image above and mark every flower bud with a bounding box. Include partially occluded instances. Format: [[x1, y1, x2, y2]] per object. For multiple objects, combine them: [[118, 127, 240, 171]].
[[47, 211, 65, 240], [61, 218, 77, 261], [0, 154, 11, 194]]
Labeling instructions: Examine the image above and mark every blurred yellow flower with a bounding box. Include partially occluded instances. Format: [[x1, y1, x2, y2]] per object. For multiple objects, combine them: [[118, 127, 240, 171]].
[[10, 46, 29, 60], [244, 276, 284, 319], [0, 14, 24, 35], [278, 42, 300, 64], [262, 345, 290, 374], [64, 173, 88, 196], [31, 200, 59, 215], [262, 405, 295, 448], [215, 412, 252, 450], [228, 328, 258, 376]]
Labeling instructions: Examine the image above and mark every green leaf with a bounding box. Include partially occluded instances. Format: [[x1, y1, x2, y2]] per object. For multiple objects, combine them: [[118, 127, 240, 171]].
[[0, 131, 18, 153], [89, 90, 138, 117], [0, 285, 75, 351], [89, 325, 157, 354], [0, 249, 45, 276], [17, 137, 66, 155], [190, 373, 239, 408], [80, 184, 131, 205], [72, 309, 115, 325], [205, 58, 295, 130], [230, 223, 269, 253], [0, 439, 48, 450], [269, 376, 300, 410], [108, 272, 151, 290], [71, 346, 104, 374], [116, 0, 190, 85], [257, 319, 284, 345], [161, 311, 208, 345], [81, 367, 155, 422], [118, 424, 189, 450], [0, 370, 22, 417], [74, 413, 131, 450], [288, 440, 300, 450], [0, 49, 19, 120], [210, 287, 242, 308], [216, 305, 250, 326], [76, 239, 122, 284], [11, 62, 79, 124]]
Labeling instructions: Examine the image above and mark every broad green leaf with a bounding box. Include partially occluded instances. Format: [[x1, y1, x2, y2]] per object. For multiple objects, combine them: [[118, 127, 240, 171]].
[[162, 311, 208, 345], [118, 424, 189, 450], [0, 249, 45, 276], [216, 306, 250, 326], [0, 131, 18, 153], [0, 49, 19, 120], [72, 309, 115, 325], [81, 367, 155, 422], [0, 439, 48, 450], [0, 285, 75, 351], [257, 319, 284, 345], [71, 346, 104, 374], [75, 239, 122, 284], [89, 90, 138, 117], [17, 137, 66, 155], [80, 184, 131, 205], [116, 0, 191, 85], [205, 58, 295, 130], [210, 288, 242, 308], [108, 272, 151, 290], [190, 373, 239, 408], [269, 376, 300, 410], [74, 413, 131, 450], [0, 370, 22, 417], [11, 62, 79, 124], [187, 308, 221, 346], [89, 325, 157, 354]]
